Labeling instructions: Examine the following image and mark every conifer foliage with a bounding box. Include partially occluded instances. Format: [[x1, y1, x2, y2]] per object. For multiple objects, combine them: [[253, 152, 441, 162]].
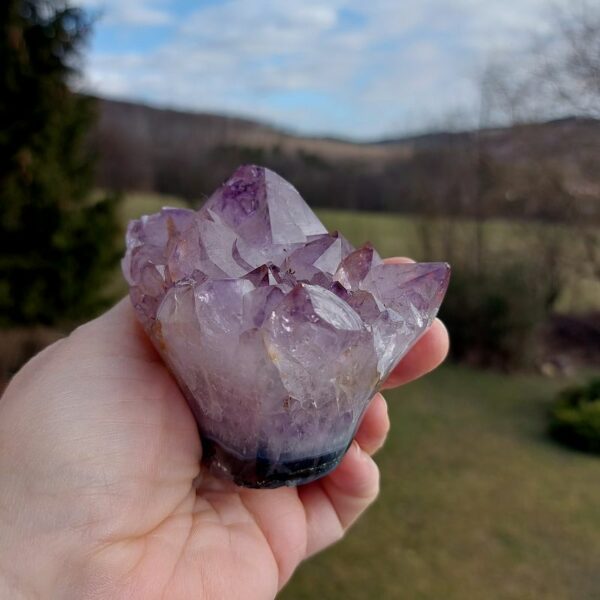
[[0, 0, 119, 325]]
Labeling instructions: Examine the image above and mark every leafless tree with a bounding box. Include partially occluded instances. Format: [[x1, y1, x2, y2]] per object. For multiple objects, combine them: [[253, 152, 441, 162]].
[[540, 2, 600, 118]]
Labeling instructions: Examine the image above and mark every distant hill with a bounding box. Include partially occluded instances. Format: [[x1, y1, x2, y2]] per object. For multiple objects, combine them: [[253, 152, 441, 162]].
[[90, 97, 600, 220]]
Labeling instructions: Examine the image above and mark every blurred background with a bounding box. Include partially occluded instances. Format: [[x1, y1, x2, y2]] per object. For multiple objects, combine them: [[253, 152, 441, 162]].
[[1, 1, 599, 598]]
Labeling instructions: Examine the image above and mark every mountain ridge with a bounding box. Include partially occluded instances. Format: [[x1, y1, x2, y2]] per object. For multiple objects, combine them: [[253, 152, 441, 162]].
[[89, 96, 600, 220]]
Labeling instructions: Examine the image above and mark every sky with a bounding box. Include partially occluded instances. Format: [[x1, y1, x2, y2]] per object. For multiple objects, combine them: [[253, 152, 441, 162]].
[[79, 0, 565, 140]]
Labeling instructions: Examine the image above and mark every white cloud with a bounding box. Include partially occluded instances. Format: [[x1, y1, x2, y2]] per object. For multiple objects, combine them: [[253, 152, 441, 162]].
[[79, 0, 172, 26], [82, 0, 575, 138]]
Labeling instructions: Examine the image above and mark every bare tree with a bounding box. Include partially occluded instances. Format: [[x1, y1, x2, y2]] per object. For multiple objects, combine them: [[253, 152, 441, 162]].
[[540, 2, 600, 118]]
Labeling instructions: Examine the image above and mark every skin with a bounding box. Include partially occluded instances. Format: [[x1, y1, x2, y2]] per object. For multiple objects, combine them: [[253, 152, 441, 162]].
[[0, 257, 449, 600]]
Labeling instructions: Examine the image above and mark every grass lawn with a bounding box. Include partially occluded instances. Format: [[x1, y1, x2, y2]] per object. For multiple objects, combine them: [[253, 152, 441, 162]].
[[280, 366, 600, 600]]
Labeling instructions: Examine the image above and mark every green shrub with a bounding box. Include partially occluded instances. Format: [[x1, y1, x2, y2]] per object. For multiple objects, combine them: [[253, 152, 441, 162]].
[[415, 216, 566, 370], [438, 259, 549, 369], [549, 378, 600, 454]]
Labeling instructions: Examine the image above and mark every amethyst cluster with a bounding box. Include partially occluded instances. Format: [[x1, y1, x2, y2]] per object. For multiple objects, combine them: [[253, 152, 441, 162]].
[[123, 165, 450, 488]]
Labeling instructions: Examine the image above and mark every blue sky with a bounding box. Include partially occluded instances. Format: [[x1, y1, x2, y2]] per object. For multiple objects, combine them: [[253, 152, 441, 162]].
[[79, 0, 563, 139]]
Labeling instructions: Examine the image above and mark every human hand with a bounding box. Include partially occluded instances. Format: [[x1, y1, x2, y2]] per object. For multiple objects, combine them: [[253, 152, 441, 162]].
[[0, 257, 448, 600]]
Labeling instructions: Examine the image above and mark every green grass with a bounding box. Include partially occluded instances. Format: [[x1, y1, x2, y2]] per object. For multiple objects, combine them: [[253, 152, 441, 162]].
[[115, 193, 599, 313], [317, 209, 600, 314], [280, 366, 600, 600], [117, 190, 189, 224]]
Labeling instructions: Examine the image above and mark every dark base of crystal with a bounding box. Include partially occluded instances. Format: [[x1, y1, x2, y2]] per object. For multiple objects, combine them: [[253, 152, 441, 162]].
[[202, 437, 349, 488]]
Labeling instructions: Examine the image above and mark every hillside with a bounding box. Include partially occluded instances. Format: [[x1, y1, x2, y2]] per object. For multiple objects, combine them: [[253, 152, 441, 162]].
[[90, 97, 600, 219], [91, 97, 400, 192]]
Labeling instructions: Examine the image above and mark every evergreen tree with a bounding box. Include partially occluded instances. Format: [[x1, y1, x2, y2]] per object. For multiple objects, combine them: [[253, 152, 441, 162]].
[[0, 0, 119, 326]]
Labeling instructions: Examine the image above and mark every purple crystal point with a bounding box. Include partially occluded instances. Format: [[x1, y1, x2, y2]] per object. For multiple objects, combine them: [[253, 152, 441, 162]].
[[202, 165, 326, 248], [282, 232, 352, 284], [123, 165, 450, 488], [362, 262, 451, 325], [334, 243, 382, 290]]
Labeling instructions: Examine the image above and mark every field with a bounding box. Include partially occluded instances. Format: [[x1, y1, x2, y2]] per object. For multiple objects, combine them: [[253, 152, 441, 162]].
[[281, 366, 600, 600], [117, 193, 600, 313], [116, 193, 600, 599]]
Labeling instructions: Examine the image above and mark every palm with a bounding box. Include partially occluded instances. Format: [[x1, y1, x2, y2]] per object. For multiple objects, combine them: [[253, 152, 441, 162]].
[[36, 302, 305, 598], [0, 301, 352, 598], [87, 317, 315, 599], [89, 364, 300, 600], [1, 280, 449, 599]]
